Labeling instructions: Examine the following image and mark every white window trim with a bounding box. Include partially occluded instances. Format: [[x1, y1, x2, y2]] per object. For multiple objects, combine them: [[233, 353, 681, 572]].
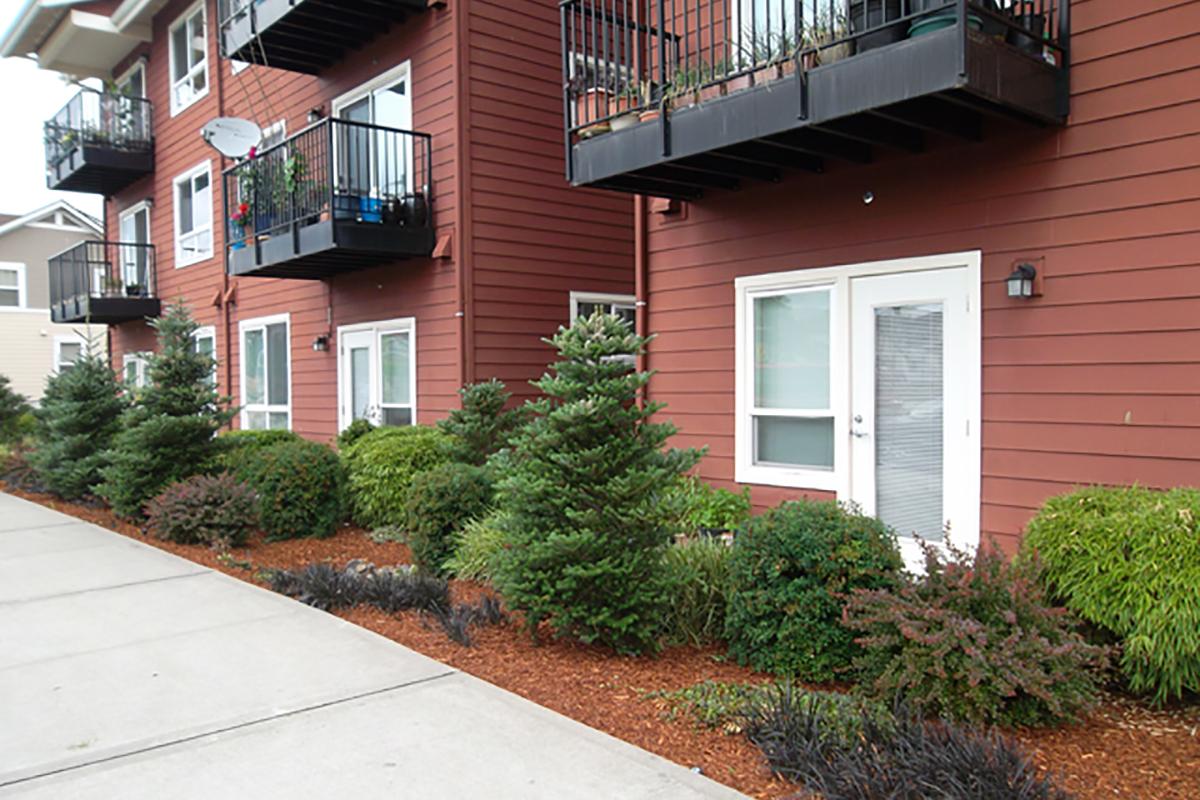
[[53, 334, 87, 375], [569, 291, 636, 321], [0, 262, 28, 311], [116, 60, 146, 95], [734, 250, 982, 499], [173, 160, 213, 267], [168, 1, 210, 116], [193, 325, 217, 384], [335, 317, 417, 432], [239, 313, 292, 430], [331, 60, 413, 117], [122, 351, 151, 388]]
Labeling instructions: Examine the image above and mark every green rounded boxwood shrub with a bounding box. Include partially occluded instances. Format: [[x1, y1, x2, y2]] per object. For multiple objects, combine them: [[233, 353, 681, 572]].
[[1023, 485, 1200, 704], [445, 510, 510, 582], [146, 473, 258, 548], [208, 429, 302, 476], [725, 500, 902, 681], [343, 426, 451, 529], [405, 462, 494, 575], [238, 439, 346, 540], [336, 418, 375, 451]]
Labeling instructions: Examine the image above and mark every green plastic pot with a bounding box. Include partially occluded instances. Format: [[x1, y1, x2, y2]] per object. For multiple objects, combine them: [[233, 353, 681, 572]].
[[908, 12, 983, 38]]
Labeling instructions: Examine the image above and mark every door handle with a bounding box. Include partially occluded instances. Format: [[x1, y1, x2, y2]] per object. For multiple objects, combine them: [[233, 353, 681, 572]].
[[851, 414, 870, 438]]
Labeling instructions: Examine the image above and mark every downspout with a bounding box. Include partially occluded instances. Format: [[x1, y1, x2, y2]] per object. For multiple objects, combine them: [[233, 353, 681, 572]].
[[453, 0, 474, 390], [634, 193, 648, 387], [213, 6, 234, 414]]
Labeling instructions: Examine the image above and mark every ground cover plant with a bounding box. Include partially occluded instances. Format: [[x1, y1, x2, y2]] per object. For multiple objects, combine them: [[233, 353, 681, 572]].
[[725, 499, 902, 680], [844, 540, 1107, 727], [146, 473, 258, 548], [1023, 485, 1200, 704], [29, 354, 126, 500], [238, 438, 346, 539], [343, 426, 451, 529], [492, 311, 701, 654]]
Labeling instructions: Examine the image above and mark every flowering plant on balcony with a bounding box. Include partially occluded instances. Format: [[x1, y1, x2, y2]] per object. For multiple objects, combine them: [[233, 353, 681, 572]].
[[230, 201, 252, 231]]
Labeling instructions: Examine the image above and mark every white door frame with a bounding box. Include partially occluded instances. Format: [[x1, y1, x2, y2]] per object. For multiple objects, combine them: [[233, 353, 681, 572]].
[[336, 317, 417, 431]]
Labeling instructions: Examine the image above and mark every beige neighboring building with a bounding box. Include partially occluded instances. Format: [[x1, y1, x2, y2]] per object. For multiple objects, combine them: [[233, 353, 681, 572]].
[[0, 201, 104, 403]]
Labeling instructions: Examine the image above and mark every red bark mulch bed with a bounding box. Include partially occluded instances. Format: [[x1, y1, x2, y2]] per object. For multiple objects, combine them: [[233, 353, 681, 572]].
[[6, 482, 1199, 800]]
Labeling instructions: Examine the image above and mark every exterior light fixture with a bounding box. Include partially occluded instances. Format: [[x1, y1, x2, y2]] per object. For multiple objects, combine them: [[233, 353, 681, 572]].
[[863, 191, 875, 205], [312, 335, 329, 352], [1007, 263, 1037, 298], [307, 107, 325, 123]]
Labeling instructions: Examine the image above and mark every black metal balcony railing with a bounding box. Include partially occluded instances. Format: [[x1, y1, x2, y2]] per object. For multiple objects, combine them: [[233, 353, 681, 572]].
[[561, 0, 1069, 197], [222, 117, 435, 279], [48, 241, 161, 325], [218, 0, 429, 74], [44, 88, 154, 195]]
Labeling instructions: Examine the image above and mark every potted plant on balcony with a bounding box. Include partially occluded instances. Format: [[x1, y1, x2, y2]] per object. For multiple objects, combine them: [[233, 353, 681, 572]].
[[908, 0, 984, 38], [229, 201, 252, 250], [609, 83, 642, 131], [125, 282, 144, 298], [810, 5, 854, 65], [100, 275, 124, 298], [572, 75, 613, 139]]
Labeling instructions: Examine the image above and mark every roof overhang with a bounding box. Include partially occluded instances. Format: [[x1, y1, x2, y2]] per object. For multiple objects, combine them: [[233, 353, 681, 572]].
[[1, 0, 165, 78]]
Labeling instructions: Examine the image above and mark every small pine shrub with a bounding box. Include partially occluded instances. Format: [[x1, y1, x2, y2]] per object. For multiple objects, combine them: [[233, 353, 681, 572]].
[[444, 511, 509, 581], [492, 312, 702, 654], [844, 541, 1107, 727], [238, 439, 346, 540], [1023, 485, 1200, 704], [0, 374, 31, 445], [336, 418, 375, 451], [29, 355, 127, 499], [724, 500, 902, 681], [146, 474, 258, 548], [661, 538, 733, 646], [405, 462, 494, 575], [343, 426, 451, 529], [208, 429, 302, 476], [744, 687, 1072, 800], [438, 379, 528, 465]]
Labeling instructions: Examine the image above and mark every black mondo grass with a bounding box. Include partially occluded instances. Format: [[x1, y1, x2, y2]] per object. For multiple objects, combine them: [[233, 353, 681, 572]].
[[427, 595, 507, 647], [267, 561, 449, 614], [743, 685, 1074, 800]]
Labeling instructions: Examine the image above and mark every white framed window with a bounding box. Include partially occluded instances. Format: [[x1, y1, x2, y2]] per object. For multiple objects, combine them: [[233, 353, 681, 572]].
[[336, 318, 416, 431], [332, 61, 414, 198], [54, 335, 86, 374], [118, 201, 152, 291], [192, 325, 217, 386], [169, 2, 209, 116], [173, 161, 213, 267], [240, 313, 290, 430], [0, 262, 27, 309], [569, 291, 636, 326], [123, 352, 150, 388]]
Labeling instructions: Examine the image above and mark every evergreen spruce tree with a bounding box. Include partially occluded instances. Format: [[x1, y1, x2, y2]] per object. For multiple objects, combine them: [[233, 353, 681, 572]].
[[492, 312, 701, 654], [29, 354, 127, 499], [437, 378, 528, 465], [98, 303, 234, 517], [0, 374, 31, 445]]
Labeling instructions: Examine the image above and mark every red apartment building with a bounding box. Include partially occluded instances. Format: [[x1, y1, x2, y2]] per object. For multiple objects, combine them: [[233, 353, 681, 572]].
[[559, 0, 1199, 563], [3, 0, 634, 438]]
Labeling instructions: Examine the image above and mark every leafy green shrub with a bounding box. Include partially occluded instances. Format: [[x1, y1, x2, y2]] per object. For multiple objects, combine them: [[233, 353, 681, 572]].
[[1023, 485, 1200, 704], [669, 476, 752, 533], [744, 687, 1071, 800], [445, 511, 509, 581], [724, 500, 902, 680], [146, 474, 258, 548], [98, 304, 234, 517], [661, 538, 733, 646], [438, 379, 528, 465], [336, 418, 375, 451], [238, 439, 346, 540], [343, 426, 451, 528], [207, 429, 301, 476], [404, 462, 494, 575], [0, 374, 32, 445], [29, 355, 127, 499], [492, 312, 702, 654], [845, 541, 1107, 727]]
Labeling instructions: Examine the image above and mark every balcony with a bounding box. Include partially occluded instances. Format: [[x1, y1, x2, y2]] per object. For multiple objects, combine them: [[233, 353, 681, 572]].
[[44, 89, 153, 195], [218, 0, 430, 74], [561, 0, 1069, 198], [223, 118, 435, 280], [49, 241, 161, 325]]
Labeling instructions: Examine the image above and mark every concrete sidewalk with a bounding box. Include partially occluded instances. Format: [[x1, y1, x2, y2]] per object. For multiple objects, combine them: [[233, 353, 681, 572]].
[[0, 492, 747, 799]]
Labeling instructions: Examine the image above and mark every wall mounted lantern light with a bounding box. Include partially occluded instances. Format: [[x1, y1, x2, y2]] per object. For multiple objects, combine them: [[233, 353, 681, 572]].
[[312, 335, 329, 352], [1007, 263, 1038, 299]]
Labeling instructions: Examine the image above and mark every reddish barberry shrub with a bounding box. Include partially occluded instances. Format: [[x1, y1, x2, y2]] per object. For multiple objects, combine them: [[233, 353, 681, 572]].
[[147, 473, 258, 548]]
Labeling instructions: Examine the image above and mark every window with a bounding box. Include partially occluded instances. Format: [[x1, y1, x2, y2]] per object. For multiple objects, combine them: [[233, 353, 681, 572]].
[[332, 62, 413, 197], [240, 314, 290, 430], [0, 263, 25, 308], [123, 352, 150, 388], [337, 318, 416, 431], [193, 325, 217, 386], [169, 2, 208, 115], [174, 162, 213, 266], [570, 292, 636, 326], [55, 336, 85, 374], [118, 202, 151, 291]]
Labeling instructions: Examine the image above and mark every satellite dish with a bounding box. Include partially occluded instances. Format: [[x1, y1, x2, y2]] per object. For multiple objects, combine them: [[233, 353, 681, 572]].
[[201, 117, 263, 158]]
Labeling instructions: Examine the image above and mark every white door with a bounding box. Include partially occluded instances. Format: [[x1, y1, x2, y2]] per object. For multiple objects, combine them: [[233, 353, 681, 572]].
[[335, 65, 413, 197], [118, 205, 150, 291], [340, 329, 375, 430], [849, 267, 978, 570]]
